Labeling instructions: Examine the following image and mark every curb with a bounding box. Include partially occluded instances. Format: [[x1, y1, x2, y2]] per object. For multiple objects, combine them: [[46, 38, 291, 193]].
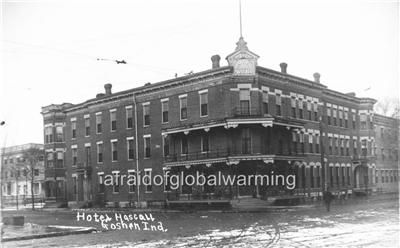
[[1, 226, 97, 242]]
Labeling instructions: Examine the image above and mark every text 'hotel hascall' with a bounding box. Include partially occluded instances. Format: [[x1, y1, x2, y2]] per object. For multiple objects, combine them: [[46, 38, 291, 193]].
[[41, 36, 399, 208]]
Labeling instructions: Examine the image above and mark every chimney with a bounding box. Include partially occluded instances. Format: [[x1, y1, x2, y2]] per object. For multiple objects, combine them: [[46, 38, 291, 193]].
[[313, 73, 320, 83], [346, 92, 356, 97], [279, 63, 287, 74], [211, 55, 221, 69], [104, 83, 112, 95]]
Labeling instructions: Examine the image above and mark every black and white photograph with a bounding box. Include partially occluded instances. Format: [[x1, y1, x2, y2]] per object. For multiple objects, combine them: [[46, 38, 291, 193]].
[[1, 0, 399, 247]]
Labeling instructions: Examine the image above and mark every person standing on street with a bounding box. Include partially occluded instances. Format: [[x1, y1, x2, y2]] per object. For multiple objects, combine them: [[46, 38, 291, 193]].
[[323, 187, 334, 212]]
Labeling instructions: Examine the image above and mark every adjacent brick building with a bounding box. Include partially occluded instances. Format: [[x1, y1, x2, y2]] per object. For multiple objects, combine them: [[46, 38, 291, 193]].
[[41, 37, 399, 208]]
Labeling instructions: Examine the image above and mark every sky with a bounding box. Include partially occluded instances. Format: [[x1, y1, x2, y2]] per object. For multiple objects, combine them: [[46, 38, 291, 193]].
[[0, 0, 399, 147]]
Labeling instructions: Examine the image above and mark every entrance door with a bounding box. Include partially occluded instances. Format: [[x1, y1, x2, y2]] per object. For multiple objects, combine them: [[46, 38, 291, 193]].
[[354, 165, 369, 188]]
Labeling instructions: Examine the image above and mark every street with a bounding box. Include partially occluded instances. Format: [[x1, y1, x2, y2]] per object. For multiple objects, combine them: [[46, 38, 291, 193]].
[[2, 196, 399, 247]]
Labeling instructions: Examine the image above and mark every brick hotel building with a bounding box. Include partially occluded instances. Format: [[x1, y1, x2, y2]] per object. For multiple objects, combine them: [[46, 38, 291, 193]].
[[41, 37, 399, 208]]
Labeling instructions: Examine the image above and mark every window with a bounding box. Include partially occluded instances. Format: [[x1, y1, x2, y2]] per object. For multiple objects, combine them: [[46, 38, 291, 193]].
[[334, 138, 339, 155], [307, 101, 312, 120], [344, 111, 348, 128], [380, 127, 384, 138], [276, 93, 282, 116], [340, 139, 344, 155], [112, 172, 120, 193], [291, 97, 296, 118], [299, 133, 305, 153], [328, 137, 333, 155], [55, 126, 63, 142], [163, 136, 169, 157], [127, 138, 134, 160], [263, 91, 269, 114], [71, 121, 77, 139], [47, 152, 54, 167], [298, 98, 303, 119], [180, 95, 188, 120], [310, 166, 314, 188], [361, 140, 367, 156], [308, 134, 313, 153], [333, 108, 337, 126], [316, 167, 321, 188], [56, 151, 64, 168], [144, 169, 152, 192], [161, 99, 169, 123], [96, 113, 102, 133], [347, 167, 351, 185], [199, 91, 208, 117], [98, 173, 105, 193], [73, 176, 77, 194], [202, 135, 209, 153], [111, 140, 118, 161], [126, 106, 133, 129], [181, 136, 188, 155], [242, 128, 251, 154], [313, 102, 318, 121], [315, 134, 320, 153], [144, 136, 151, 158], [110, 110, 117, 131], [327, 108, 331, 125], [34, 169, 39, 176], [346, 139, 350, 156], [128, 170, 136, 193], [360, 114, 367, 129], [84, 146, 91, 166], [239, 89, 250, 115], [352, 113, 356, 129], [97, 142, 103, 163], [353, 139, 358, 156], [143, 104, 150, 126], [72, 148, 77, 166], [85, 117, 90, 136], [381, 149, 385, 160]]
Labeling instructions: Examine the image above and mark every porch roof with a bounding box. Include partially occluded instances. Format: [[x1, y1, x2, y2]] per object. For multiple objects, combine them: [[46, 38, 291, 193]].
[[161, 116, 305, 136]]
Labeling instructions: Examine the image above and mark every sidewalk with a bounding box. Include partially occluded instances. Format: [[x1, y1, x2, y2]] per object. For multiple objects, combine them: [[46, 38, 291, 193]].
[[2, 192, 398, 214]]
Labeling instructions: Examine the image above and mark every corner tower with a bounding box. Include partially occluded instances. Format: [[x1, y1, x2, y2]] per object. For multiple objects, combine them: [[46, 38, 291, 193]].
[[226, 37, 259, 76]]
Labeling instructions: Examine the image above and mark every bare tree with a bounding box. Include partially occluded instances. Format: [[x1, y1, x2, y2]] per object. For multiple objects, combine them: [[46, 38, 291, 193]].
[[374, 97, 400, 119], [22, 147, 44, 210]]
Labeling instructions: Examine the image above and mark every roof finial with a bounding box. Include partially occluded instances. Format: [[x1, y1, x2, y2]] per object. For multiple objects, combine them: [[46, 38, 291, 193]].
[[239, 0, 243, 38]]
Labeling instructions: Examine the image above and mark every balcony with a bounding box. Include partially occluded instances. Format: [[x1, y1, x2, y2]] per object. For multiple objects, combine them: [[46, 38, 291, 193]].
[[162, 105, 305, 136], [232, 107, 263, 118], [164, 147, 305, 165], [72, 162, 92, 175], [351, 154, 376, 164], [165, 149, 230, 163]]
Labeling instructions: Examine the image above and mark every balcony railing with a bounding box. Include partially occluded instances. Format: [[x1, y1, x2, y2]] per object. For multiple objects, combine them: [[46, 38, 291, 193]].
[[232, 107, 262, 118], [72, 162, 92, 174], [164, 147, 304, 163]]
